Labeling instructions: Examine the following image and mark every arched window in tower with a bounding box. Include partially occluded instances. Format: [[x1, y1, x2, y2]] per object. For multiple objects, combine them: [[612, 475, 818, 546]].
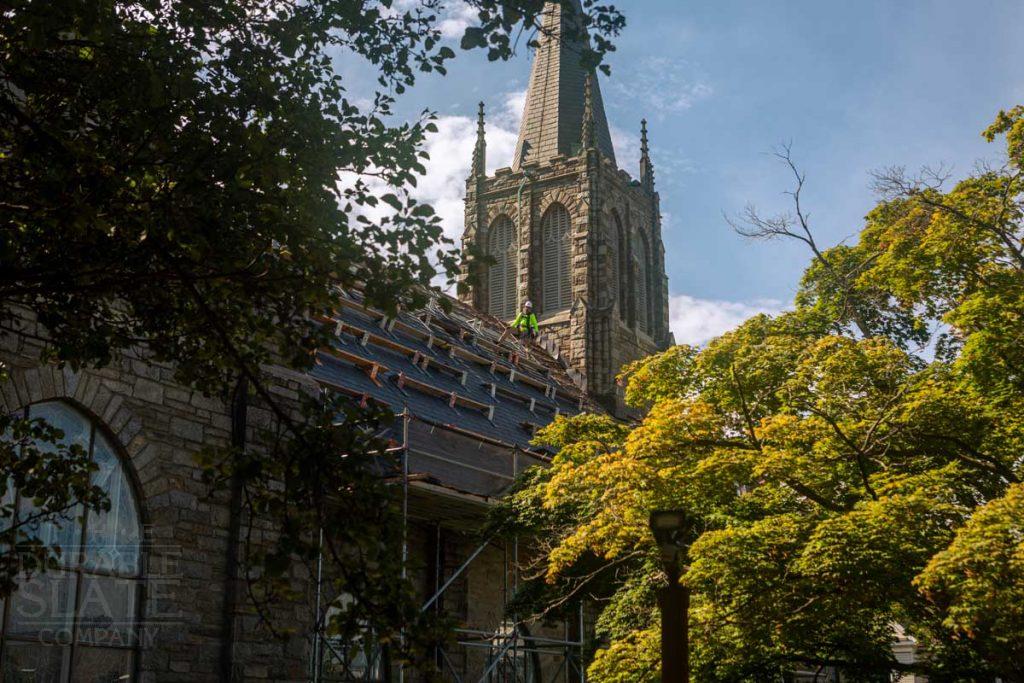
[[541, 203, 572, 314], [614, 213, 628, 320], [633, 231, 651, 335], [487, 215, 517, 319], [597, 213, 619, 311], [1, 401, 144, 682]]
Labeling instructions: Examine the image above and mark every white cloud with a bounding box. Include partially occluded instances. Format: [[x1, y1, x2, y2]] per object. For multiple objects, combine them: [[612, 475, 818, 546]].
[[609, 56, 713, 119], [339, 90, 525, 291], [387, 0, 477, 40], [494, 89, 527, 132], [341, 90, 524, 245], [414, 113, 518, 244], [437, 1, 477, 39], [415, 90, 523, 244], [610, 123, 640, 174], [669, 294, 786, 346]]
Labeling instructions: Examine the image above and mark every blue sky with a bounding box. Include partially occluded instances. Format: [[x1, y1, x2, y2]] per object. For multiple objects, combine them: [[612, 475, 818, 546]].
[[345, 1, 1024, 343]]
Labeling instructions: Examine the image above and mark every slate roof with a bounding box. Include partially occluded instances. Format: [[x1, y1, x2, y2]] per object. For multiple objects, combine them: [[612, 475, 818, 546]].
[[309, 288, 595, 458]]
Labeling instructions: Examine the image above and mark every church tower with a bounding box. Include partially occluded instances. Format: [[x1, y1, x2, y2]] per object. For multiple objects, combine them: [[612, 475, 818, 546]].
[[460, 0, 671, 413]]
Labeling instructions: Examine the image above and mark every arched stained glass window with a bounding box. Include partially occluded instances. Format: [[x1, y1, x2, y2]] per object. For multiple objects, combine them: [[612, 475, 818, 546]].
[[487, 215, 518, 320], [1, 401, 144, 683], [633, 231, 651, 335], [541, 204, 572, 314]]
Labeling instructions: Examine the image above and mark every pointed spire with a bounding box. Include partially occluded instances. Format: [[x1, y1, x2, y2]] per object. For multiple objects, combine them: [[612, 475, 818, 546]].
[[471, 101, 486, 178], [640, 119, 655, 192], [580, 74, 596, 152], [512, 1, 616, 169]]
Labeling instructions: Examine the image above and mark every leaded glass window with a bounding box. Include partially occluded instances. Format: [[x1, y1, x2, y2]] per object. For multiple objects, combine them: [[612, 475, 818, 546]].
[[1, 401, 144, 682]]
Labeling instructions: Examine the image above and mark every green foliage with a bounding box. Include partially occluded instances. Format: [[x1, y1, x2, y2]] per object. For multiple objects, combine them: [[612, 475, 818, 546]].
[[588, 628, 660, 682], [984, 105, 1024, 165], [500, 108, 1024, 680], [1, 0, 625, 660], [0, 401, 106, 595], [618, 344, 699, 407], [917, 482, 1024, 681]]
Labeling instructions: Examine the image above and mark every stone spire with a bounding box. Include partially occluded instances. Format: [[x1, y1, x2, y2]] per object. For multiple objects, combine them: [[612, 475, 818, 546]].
[[471, 101, 486, 178], [640, 118, 655, 192], [512, 0, 616, 169]]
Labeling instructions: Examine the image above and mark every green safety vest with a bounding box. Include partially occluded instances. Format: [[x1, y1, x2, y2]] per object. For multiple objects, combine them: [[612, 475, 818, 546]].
[[512, 312, 538, 333]]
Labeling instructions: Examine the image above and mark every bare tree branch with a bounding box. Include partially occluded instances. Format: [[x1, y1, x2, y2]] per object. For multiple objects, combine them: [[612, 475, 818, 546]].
[[728, 143, 876, 338]]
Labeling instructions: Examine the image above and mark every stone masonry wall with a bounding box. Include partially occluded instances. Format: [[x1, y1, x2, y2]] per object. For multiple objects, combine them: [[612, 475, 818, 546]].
[[1, 315, 316, 682]]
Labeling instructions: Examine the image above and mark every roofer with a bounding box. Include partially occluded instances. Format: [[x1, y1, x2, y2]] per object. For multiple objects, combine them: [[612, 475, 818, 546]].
[[511, 300, 539, 340]]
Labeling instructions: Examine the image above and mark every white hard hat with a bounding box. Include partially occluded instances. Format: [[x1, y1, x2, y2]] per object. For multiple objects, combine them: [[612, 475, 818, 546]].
[[524, 300, 533, 308]]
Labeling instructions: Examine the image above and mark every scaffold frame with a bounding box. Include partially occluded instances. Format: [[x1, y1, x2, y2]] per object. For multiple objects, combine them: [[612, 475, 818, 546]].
[[310, 411, 586, 683]]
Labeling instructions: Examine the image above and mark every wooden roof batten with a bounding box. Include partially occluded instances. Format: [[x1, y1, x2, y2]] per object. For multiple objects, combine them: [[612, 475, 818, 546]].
[[393, 371, 496, 421], [317, 307, 586, 407], [313, 286, 594, 477], [333, 286, 581, 385]]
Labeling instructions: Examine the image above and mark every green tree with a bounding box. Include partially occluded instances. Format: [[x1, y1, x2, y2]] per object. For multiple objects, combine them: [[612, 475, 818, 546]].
[[495, 108, 1024, 681], [1, 0, 625, 660]]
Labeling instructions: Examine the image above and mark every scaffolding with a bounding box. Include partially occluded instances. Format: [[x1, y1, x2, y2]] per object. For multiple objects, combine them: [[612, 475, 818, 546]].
[[310, 411, 586, 683]]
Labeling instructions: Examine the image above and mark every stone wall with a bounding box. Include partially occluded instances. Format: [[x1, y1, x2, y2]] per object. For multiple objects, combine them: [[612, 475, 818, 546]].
[[1, 317, 316, 682]]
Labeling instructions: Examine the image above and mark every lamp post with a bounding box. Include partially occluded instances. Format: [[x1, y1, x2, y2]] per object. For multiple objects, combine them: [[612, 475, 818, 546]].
[[649, 510, 696, 683]]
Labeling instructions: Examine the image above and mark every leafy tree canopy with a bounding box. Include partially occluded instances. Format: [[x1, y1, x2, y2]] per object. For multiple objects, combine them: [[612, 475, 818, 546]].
[[0, 0, 625, 662], [494, 106, 1024, 682]]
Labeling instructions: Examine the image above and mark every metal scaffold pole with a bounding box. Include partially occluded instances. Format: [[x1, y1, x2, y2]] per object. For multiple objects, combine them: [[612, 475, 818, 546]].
[[578, 602, 585, 683], [513, 534, 519, 682], [399, 409, 410, 683], [311, 527, 325, 683]]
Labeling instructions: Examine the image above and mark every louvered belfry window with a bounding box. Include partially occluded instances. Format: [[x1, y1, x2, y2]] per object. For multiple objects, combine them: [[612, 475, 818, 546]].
[[633, 230, 650, 334], [487, 215, 517, 319], [541, 204, 572, 314]]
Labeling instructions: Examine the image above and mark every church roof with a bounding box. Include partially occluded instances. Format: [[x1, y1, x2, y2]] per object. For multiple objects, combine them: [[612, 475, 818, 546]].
[[512, 0, 617, 169], [310, 288, 594, 456]]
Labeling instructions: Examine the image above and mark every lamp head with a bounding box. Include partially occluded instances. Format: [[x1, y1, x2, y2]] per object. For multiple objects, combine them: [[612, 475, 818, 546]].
[[649, 509, 698, 571]]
